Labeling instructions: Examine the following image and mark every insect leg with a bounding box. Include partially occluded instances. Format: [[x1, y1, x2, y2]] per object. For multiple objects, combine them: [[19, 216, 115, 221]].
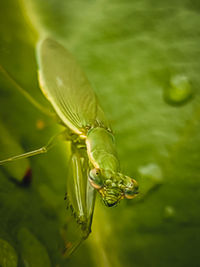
[[0, 65, 55, 117], [63, 146, 96, 257], [0, 131, 65, 165]]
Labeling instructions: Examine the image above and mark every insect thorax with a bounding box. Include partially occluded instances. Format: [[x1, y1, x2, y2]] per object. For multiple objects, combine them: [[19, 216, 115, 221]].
[[86, 127, 120, 171]]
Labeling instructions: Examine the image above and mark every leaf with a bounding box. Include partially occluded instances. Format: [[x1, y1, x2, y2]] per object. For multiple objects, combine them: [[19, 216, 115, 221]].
[[0, 0, 200, 266], [0, 239, 18, 267], [17, 228, 51, 267]]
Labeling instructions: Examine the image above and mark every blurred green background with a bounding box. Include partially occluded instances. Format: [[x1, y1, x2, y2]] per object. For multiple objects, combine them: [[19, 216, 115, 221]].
[[0, 0, 200, 266]]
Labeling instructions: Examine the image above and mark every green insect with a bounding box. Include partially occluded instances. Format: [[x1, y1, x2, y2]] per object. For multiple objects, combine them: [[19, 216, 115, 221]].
[[0, 38, 139, 255]]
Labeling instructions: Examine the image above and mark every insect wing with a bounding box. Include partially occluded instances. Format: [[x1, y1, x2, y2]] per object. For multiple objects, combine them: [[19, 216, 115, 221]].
[[37, 38, 98, 134]]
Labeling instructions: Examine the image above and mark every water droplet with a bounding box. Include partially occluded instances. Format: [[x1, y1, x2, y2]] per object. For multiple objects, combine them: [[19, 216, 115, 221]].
[[138, 163, 163, 181], [137, 163, 163, 196], [164, 74, 193, 106], [164, 205, 175, 220], [0, 238, 18, 267]]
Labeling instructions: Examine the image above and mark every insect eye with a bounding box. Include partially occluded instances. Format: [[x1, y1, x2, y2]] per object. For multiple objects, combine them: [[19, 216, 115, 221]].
[[124, 179, 139, 199], [88, 168, 103, 189], [124, 189, 138, 199]]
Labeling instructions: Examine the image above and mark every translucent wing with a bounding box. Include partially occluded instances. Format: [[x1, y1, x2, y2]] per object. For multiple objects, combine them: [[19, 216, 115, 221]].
[[64, 147, 96, 256], [37, 38, 109, 135]]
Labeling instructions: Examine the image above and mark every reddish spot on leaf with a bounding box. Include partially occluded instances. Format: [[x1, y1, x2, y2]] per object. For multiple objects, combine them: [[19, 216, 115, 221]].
[[22, 168, 32, 186]]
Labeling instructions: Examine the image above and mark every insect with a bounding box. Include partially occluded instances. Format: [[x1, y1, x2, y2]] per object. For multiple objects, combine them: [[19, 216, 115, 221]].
[[0, 38, 139, 255]]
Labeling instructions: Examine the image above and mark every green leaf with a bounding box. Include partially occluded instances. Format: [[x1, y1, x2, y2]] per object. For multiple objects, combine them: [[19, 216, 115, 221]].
[[0, 0, 200, 266], [0, 239, 18, 267], [17, 228, 51, 267]]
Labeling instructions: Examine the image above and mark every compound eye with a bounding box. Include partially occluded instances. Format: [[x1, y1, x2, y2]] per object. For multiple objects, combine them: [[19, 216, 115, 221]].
[[124, 189, 138, 199], [88, 168, 103, 189], [124, 179, 139, 199]]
